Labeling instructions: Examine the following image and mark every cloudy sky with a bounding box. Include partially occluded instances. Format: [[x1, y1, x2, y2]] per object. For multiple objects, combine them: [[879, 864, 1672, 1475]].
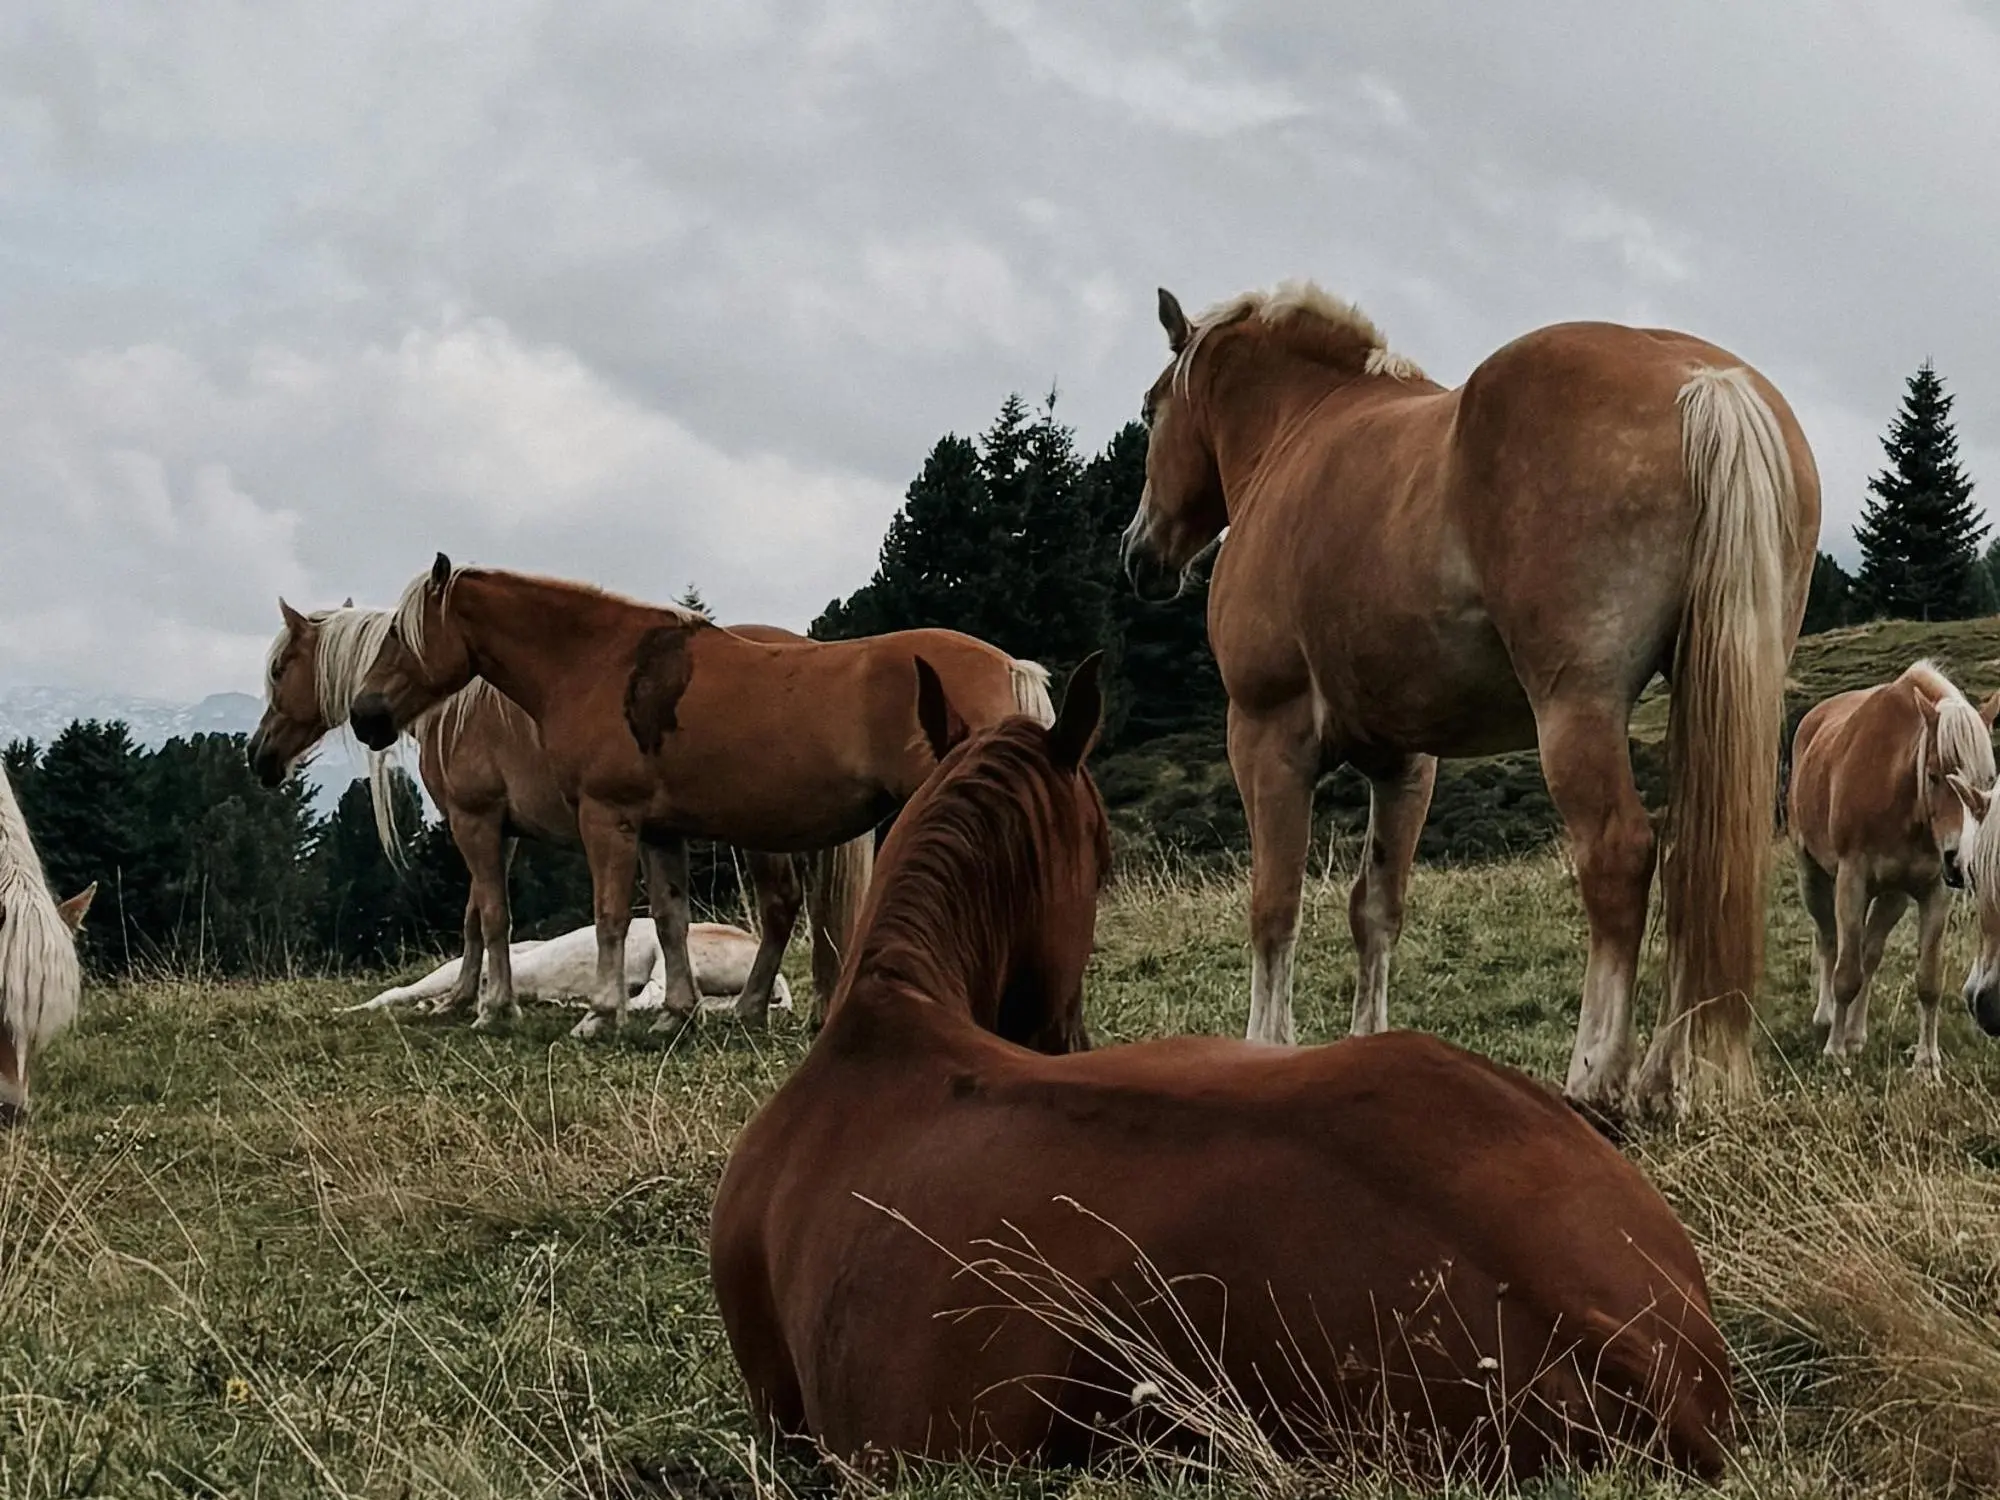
[[4, 1, 1999, 700]]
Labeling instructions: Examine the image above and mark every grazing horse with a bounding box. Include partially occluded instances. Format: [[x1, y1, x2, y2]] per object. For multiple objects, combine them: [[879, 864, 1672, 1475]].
[[347, 556, 1053, 1036], [1121, 281, 1820, 1115], [1788, 662, 2000, 1078], [0, 763, 95, 1124], [250, 602, 869, 1026], [710, 654, 1731, 1483]]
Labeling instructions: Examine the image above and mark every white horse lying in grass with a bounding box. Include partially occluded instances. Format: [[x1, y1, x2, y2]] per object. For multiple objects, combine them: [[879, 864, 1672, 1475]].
[[348, 919, 793, 1015]]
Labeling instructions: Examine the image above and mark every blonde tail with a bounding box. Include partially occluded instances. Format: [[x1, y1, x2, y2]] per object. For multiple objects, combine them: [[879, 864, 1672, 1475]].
[[805, 833, 876, 1024], [1637, 367, 1796, 1112], [1010, 659, 1056, 727]]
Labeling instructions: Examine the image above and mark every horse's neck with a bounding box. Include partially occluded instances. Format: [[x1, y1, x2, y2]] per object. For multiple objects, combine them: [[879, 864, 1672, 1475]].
[[449, 575, 607, 721], [1205, 351, 1360, 515]]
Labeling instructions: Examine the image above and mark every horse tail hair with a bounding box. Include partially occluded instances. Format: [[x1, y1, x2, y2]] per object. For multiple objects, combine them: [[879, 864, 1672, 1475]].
[[1640, 365, 1798, 1111], [805, 833, 875, 1025], [1010, 659, 1056, 727], [0, 779, 84, 1086]]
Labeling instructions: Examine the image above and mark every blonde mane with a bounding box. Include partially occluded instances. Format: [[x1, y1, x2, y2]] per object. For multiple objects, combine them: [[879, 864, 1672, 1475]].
[[390, 563, 703, 661], [1172, 278, 1426, 396], [1906, 659, 1997, 789], [0, 763, 82, 1053]]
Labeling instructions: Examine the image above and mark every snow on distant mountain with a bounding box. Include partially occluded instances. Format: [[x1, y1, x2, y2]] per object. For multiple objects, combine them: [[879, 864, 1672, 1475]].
[[0, 687, 381, 813]]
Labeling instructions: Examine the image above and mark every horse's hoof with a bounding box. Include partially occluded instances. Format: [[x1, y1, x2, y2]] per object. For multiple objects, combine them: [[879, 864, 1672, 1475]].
[[1563, 1094, 1630, 1145], [647, 1007, 697, 1036], [0, 1100, 24, 1131], [470, 1011, 511, 1034], [569, 1012, 614, 1041]]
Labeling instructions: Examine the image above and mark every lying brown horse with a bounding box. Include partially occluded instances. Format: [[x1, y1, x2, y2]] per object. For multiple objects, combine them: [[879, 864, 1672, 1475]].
[[251, 601, 871, 1024], [1122, 281, 1820, 1115], [711, 654, 1732, 1483], [1787, 662, 1999, 1079], [1, 760, 95, 1124], [348, 556, 1053, 1034]]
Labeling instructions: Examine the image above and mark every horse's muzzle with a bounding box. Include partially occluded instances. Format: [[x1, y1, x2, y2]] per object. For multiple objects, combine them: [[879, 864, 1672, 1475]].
[[246, 728, 287, 789], [349, 694, 399, 752], [1120, 527, 1183, 604], [1944, 851, 1966, 890], [1968, 981, 2000, 1038]]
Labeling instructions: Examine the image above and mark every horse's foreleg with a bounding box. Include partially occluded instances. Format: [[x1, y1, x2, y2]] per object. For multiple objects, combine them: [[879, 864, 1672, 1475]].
[[1912, 882, 1950, 1083], [1537, 706, 1656, 1112], [0, 1024, 25, 1128], [472, 836, 522, 1032], [734, 850, 801, 1025], [438, 889, 483, 1017], [571, 807, 639, 1041], [1840, 889, 1910, 1059], [642, 835, 700, 1032], [1231, 708, 1317, 1046], [1797, 854, 1837, 1029], [1348, 755, 1437, 1036], [1826, 862, 1871, 1061]]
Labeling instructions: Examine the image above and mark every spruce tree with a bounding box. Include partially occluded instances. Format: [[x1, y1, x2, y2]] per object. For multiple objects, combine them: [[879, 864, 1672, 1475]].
[[1854, 362, 1987, 619], [1801, 552, 1855, 635], [675, 583, 712, 618]]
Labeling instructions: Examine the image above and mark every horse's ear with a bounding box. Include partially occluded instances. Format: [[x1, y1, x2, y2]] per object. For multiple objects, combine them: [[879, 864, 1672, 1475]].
[[915, 657, 969, 761], [431, 552, 452, 589], [341, 596, 355, 609], [1916, 690, 1942, 732], [279, 597, 310, 635], [1158, 288, 1191, 353], [56, 882, 96, 933], [1048, 651, 1105, 772], [1949, 773, 1992, 823], [1978, 690, 2000, 730]]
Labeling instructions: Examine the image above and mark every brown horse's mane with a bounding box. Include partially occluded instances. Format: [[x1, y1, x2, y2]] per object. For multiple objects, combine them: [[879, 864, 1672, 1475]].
[[1175, 279, 1427, 393], [836, 719, 1106, 1043]]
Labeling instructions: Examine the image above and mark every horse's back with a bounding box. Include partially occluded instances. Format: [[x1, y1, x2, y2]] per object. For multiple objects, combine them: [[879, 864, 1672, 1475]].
[[726, 1026, 1727, 1474]]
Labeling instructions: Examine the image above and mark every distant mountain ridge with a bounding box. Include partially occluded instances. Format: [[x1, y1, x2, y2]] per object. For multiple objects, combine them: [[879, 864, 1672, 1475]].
[[0, 686, 375, 813]]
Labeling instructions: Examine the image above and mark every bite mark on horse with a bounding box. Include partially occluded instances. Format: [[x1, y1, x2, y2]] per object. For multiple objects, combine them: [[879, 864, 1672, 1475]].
[[625, 626, 698, 755]]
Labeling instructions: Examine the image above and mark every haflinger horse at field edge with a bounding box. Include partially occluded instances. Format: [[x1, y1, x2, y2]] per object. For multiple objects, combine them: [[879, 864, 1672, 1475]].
[[0, 762, 95, 1125], [346, 556, 1052, 1038], [251, 600, 869, 1026], [710, 652, 1732, 1485], [1122, 280, 1821, 1117], [1788, 661, 2000, 1080]]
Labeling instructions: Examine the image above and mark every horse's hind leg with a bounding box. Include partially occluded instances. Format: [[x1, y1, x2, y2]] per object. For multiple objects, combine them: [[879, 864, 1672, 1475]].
[[1348, 755, 1437, 1035], [733, 851, 800, 1025], [1230, 705, 1318, 1045], [1911, 881, 1950, 1082], [1536, 705, 1656, 1111], [1838, 888, 1909, 1059], [1797, 854, 1837, 1029], [437, 890, 483, 1018], [571, 806, 640, 1041], [642, 835, 701, 1032]]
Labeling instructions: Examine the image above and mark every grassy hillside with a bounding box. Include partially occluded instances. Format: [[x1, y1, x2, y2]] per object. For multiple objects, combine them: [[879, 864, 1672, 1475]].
[[6, 853, 2000, 1497], [1105, 616, 2000, 865]]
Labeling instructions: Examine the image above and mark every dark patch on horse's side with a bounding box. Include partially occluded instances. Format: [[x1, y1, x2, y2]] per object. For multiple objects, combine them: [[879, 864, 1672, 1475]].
[[625, 625, 698, 755]]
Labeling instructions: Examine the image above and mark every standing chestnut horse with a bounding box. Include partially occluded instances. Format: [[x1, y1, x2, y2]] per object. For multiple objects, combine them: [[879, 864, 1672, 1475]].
[[1122, 281, 1820, 1114], [250, 602, 870, 1025], [1787, 662, 1999, 1079], [711, 654, 1731, 1482], [0, 762, 95, 1124], [347, 557, 1052, 1036]]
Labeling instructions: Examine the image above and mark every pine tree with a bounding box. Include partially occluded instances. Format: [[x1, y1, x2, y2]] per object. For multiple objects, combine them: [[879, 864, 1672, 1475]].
[[1801, 552, 1855, 635], [1854, 362, 1987, 620], [675, 583, 711, 618], [1081, 420, 1223, 748]]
